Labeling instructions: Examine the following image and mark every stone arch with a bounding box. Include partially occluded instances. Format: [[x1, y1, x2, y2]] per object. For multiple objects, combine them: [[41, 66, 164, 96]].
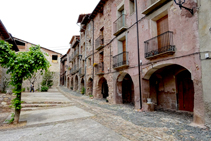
[[74, 75, 78, 91], [87, 77, 93, 95], [116, 73, 134, 105], [70, 77, 73, 90], [143, 64, 194, 112], [80, 78, 84, 92], [67, 77, 70, 88], [64, 75, 66, 86], [143, 63, 192, 80], [96, 77, 109, 99]]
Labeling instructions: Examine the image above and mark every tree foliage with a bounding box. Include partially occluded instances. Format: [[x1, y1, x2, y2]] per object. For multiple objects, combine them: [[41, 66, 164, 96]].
[[41, 70, 54, 87], [0, 40, 50, 123]]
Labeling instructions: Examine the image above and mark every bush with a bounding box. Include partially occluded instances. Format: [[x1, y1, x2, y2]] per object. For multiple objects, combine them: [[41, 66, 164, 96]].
[[41, 86, 48, 92], [41, 70, 54, 88], [21, 88, 25, 92], [81, 87, 85, 95]]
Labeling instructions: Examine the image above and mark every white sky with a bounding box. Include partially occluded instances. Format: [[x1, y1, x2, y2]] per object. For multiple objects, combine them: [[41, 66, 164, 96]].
[[0, 0, 100, 55]]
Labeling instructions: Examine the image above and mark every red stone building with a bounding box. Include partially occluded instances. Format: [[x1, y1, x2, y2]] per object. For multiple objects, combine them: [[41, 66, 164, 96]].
[[63, 0, 211, 127]]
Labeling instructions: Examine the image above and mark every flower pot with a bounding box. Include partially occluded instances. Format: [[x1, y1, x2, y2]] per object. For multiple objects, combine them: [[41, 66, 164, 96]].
[[147, 98, 152, 103]]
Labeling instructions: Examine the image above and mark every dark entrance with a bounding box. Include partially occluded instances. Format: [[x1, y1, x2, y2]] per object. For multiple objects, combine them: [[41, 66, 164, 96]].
[[122, 74, 134, 105], [176, 70, 194, 112], [102, 80, 108, 98]]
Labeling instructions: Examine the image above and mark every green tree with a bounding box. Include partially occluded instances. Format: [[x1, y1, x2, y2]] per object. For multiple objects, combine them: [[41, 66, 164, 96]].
[[0, 40, 50, 124], [41, 70, 54, 87]]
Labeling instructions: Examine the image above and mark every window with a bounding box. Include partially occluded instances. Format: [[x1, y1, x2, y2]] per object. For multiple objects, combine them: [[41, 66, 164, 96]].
[[129, 0, 135, 14], [52, 55, 58, 63], [89, 39, 91, 46], [81, 46, 83, 54], [99, 51, 104, 62], [100, 6, 104, 17], [88, 58, 91, 66]]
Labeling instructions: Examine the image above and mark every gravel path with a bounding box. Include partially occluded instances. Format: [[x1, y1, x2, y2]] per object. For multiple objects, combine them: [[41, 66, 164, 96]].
[[60, 86, 211, 141]]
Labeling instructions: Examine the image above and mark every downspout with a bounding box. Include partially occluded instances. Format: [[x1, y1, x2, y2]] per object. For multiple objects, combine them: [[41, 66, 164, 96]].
[[84, 25, 87, 91], [92, 19, 95, 95], [135, 0, 142, 109]]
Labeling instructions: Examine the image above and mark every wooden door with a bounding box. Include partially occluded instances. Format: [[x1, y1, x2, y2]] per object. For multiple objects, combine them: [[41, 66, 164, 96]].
[[157, 15, 169, 50], [122, 40, 126, 65], [177, 70, 194, 112]]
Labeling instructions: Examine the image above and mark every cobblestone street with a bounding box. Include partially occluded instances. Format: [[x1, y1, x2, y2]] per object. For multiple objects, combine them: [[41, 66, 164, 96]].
[[0, 87, 211, 141], [59, 87, 211, 141]]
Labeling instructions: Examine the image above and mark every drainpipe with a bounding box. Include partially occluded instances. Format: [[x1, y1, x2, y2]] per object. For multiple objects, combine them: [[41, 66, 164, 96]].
[[84, 25, 87, 91], [92, 19, 95, 95], [135, 0, 142, 109]]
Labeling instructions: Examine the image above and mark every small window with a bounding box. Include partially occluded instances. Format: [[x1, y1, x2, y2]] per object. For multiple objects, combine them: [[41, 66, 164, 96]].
[[52, 55, 58, 63], [100, 7, 104, 16], [81, 46, 83, 54], [89, 39, 91, 46], [89, 58, 91, 66], [129, 0, 135, 14]]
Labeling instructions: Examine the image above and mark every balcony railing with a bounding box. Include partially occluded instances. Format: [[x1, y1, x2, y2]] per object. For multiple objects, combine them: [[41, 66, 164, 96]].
[[69, 56, 72, 62], [71, 64, 79, 74], [79, 68, 85, 77], [113, 14, 127, 36], [73, 48, 79, 59], [95, 35, 104, 50], [144, 31, 175, 59], [95, 62, 104, 75], [70, 69, 73, 74], [113, 51, 129, 69]]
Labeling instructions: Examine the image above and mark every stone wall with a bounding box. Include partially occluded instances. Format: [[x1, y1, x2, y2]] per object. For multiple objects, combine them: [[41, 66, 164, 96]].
[[92, 0, 114, 102], [0, 94, 14, 113], [199, 0, 211, 127]]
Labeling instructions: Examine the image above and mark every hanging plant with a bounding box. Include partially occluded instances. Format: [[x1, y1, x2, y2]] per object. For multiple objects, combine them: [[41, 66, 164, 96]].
[[93, 63, 98, 67]]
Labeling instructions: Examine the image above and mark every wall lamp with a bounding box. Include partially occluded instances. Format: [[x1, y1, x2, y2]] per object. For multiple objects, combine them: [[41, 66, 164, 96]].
[[79, 54, 82, 60], [174, 0, 194, 15]]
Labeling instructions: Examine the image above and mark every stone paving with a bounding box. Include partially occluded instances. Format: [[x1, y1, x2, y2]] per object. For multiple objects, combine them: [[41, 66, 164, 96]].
[[0, 119, 129, 141], [59, 87, 211, 141], [0, 87, 211, 141]]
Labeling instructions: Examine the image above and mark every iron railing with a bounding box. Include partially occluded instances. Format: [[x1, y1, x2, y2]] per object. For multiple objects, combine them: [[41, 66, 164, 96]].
[[95, 62, 104, 74], [144, 31, 175, 58], [71, 64, 79, 74], [113, 14, 126, 35], [95, 35, 104, 50], [79, 68, 85, 77], [113, 51, 129, 68], [69, 56, 72, 62], [70, 69, 73, 74]]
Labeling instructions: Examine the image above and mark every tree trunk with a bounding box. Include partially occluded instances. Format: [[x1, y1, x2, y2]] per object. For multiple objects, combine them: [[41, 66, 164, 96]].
[[14, 108, 21, 124], [13, 92, 21, 124], [13, 81, 22, 124]]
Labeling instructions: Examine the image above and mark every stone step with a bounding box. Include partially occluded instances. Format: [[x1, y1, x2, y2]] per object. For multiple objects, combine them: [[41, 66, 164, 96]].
[[22, 101, 72, 104], [21, 104, 73, 111], [21, 104, 71, 108], [21, 107, 38, 111]]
